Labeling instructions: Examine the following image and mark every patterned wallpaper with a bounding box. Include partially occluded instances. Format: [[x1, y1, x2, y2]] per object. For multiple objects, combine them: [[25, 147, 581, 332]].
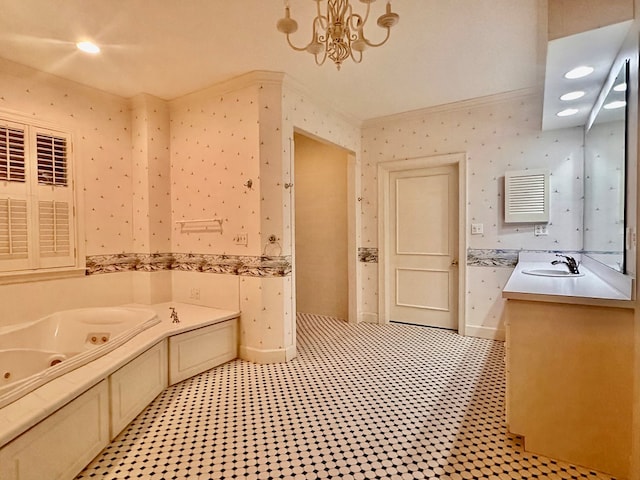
[[0, 57, 591, 341], [169, 81, 261, 256], [0, 58, 135, 257], [361, 92, 585, 334], [131, 93, 171, 254]]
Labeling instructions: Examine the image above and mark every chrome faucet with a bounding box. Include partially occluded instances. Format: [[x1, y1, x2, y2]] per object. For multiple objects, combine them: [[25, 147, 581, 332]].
[[551, 254, 580, 274]]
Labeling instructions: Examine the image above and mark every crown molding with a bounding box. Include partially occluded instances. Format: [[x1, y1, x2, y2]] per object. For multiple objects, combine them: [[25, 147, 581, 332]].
[[361, 87, 541, 129], [282, 73, 363, 128], [170, 70, 286, 105]]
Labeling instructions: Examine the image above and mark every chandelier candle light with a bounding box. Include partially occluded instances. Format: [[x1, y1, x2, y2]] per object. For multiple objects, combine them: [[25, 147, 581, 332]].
[[277, 0, 399, 69]]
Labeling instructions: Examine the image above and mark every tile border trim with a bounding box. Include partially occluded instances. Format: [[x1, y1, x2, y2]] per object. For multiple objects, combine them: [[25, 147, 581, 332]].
[[85, 253, 292, 278]]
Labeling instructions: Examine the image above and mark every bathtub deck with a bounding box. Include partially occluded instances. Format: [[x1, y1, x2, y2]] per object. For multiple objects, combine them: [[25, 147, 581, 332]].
[[0, 302, 239, 448]]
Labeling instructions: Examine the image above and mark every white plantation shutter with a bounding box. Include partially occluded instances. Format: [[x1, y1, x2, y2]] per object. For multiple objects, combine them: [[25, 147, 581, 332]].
[[33, 128, 75, 269], [0, 125, 26, 182], [0, 198, 30, 270], [38, 200, 71, 257], [36, 133, 68, 186], [0, 119, 77, 273]]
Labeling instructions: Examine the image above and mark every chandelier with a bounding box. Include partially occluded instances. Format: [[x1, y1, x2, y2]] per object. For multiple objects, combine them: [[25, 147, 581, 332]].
[[276, 0, 399, 70]]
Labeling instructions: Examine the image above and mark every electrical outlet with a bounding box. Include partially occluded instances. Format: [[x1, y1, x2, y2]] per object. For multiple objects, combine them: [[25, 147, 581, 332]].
[[471, 223, 483, 235], [189, 288, 200, 300], [234, 233, 248, 246], [534, 224, 548, 236]]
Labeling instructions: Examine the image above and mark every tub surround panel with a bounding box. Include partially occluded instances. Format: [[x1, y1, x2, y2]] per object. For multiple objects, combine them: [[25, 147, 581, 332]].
[[0, 380, 110, 480], [168, 320, 237, 384], [109, 341, 167, 438]]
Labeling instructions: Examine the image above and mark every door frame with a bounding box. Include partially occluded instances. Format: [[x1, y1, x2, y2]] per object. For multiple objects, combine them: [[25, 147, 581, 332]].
[[290, 130, 360, 325], [377, 152, 467, 334]]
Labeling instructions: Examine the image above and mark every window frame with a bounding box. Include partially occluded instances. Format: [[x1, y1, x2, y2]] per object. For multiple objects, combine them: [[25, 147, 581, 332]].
[[0, 111, 84, 284]]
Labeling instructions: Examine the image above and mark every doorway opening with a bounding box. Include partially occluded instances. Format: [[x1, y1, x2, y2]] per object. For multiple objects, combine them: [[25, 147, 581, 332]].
[[293, 132, 351, 321]]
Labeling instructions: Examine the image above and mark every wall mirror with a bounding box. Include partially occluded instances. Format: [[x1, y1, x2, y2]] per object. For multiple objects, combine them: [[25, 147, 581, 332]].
[[583, 60, 629, 272]]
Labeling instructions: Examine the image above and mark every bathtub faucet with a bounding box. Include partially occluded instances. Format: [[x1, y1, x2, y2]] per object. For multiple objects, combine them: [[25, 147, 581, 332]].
[[551, 254, 580, 274], [169, 307, 180, 324]]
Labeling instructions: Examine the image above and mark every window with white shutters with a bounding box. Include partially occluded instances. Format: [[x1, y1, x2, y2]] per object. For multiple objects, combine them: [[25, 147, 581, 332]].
[[0, 126, 26, 182], [0, 117, 77, 275], [36, 133, 68, 186]]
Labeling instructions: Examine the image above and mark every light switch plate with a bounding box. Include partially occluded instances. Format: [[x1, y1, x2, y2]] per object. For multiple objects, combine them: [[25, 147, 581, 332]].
[[534, 224, 548, 236], [471, 223, 483, 235], [234, 233, 248, 246]]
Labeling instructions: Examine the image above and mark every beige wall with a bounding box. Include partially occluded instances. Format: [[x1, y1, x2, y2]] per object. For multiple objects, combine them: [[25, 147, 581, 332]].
[[548, 0, 634, 40], [0, 58, 136, 326], [361, 92, 584, 337], [294, 133, 349, 320]]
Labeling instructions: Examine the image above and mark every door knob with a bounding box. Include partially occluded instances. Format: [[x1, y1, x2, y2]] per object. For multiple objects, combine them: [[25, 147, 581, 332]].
[[451, 259, 459, 266]]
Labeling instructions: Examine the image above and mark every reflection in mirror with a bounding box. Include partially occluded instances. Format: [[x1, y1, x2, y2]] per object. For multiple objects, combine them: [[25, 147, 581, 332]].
[[583, 60, 628, 272]]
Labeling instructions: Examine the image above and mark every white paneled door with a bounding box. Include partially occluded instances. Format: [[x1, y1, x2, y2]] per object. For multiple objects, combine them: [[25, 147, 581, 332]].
[[388, 165, 458, 329]]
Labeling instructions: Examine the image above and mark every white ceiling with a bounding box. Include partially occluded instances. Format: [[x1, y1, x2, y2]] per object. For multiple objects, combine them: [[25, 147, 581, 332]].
[[542, 20, 632, 131], [0, 0, 542, 121]]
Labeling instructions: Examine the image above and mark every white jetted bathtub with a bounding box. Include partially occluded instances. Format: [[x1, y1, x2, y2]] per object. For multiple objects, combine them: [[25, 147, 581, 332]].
[[0, 307, 160, 408]]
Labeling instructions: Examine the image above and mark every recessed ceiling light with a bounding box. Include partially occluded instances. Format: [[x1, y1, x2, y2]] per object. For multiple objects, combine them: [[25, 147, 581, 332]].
[[76, 41, 100, 54], [564, 66, 594, 79], [603, 100, 626, 110], [560, 91, 585, 101], [557, 108, 579, 117], [613, 82, 627, 92]]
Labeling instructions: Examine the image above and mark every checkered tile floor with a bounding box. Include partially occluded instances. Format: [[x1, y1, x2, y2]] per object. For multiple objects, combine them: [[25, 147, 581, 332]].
[[76, 313, 615, 479]]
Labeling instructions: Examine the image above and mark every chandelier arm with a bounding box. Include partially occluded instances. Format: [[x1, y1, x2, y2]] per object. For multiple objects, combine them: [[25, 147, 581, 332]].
[[362, 27, 392, 48], [314, 0, 323, 19], [357, 1, 371, 25], [285, 34, 313, 52], [314, 41, 329, 66], [350, 48, 364, 64], [314, 53, 328, 66], [348, 13, 364, 32], [285, 14, 328, 53]]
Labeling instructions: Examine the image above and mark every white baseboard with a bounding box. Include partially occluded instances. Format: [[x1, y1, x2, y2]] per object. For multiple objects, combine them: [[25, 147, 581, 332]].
[[464, 325, 505, 341], [359, 312, 379, 324], [239, 344, 297, 364]]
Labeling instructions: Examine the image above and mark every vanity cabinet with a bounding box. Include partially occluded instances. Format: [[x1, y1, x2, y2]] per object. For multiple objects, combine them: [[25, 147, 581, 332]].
[[168, 318, 237, 385], [505, 300, 634, 478]]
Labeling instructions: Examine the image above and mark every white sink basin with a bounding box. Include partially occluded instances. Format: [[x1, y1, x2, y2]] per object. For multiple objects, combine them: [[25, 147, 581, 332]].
[[523, 269, 584, 278]]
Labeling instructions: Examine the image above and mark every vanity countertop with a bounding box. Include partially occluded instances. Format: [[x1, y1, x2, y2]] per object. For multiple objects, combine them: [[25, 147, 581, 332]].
[[502, 253, 634, 307]]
